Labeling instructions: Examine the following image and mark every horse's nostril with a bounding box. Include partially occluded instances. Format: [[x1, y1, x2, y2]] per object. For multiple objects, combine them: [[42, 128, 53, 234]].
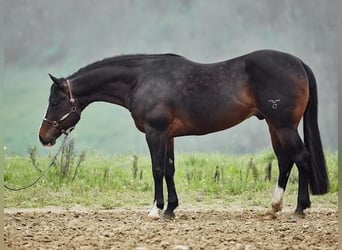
[[39, 135, 50, 146], [39, 135, 47, 145]]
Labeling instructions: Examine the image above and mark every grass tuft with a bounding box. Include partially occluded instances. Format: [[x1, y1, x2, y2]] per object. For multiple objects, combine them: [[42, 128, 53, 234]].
[[4, 148, 338, 209]]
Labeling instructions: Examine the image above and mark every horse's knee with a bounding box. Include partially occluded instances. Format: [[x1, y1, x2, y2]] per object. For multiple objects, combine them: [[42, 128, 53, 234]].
[[152, 167, 164, 181]]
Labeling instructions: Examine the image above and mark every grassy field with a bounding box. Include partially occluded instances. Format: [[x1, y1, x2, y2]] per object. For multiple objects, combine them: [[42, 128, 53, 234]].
[[4, 140, 338, 210]]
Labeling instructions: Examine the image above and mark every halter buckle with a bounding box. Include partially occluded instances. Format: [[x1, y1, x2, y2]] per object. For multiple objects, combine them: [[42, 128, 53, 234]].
[[52, 121, 59, 127]]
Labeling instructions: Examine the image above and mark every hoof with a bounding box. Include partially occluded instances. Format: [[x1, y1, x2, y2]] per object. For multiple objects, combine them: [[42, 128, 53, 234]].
[[147, 210, 162, 220], [147, 214, 161, 220], [147, 202, 162, 220], [162, 212, 175, 221], [263, 210, 277, 220], [271, 203, 283, 213], [292, 211, 305, 219]]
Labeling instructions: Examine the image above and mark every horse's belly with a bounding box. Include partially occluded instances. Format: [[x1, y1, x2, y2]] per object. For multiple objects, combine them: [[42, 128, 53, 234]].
[[169, 106, 254, 137]]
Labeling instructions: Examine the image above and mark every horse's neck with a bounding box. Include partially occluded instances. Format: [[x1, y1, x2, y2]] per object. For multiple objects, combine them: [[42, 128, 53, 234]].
[[71, 66, 139, 110]]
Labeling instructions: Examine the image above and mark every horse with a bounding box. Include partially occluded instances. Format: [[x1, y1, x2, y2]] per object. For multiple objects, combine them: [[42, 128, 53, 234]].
[[38, 50, 329, 220]]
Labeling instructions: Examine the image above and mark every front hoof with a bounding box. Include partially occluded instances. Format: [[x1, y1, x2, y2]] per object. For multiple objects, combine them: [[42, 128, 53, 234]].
[[147, 209, 162, 220], [147, 202, 163, 220], [162, 212, 175, 221], [292, 211, 305, 219], [147, 213, 161, 220]]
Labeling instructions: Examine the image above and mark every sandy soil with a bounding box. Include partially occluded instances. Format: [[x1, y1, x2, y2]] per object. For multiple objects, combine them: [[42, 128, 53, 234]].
[[4, 205, 337, 250]]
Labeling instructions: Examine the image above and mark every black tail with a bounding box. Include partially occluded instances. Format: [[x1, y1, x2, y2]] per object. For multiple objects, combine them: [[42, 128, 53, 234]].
[[302, 62, 329, 195]]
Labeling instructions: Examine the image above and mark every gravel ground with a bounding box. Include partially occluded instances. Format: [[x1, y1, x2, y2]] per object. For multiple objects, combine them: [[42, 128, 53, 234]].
[[4, 205, 337, 249]]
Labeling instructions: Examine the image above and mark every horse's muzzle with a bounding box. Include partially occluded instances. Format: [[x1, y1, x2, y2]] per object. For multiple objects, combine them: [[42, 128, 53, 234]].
[[39, 120, 62, 147], [39, 135, 56, 147]]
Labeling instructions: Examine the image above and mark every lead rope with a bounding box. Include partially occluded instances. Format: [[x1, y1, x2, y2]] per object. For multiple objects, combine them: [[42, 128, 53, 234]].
[[4, 134, 69, 191]]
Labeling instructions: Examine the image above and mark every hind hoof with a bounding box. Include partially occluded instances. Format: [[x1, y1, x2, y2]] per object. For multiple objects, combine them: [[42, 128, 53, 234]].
[[263, 210, 277, 220]]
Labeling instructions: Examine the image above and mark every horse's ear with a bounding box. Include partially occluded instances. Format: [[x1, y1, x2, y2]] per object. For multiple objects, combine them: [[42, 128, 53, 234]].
[[48, 74, 65, 89]]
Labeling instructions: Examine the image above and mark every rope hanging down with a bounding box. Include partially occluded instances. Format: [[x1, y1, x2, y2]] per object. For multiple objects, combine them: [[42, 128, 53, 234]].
[[4, 135, 69, 191]]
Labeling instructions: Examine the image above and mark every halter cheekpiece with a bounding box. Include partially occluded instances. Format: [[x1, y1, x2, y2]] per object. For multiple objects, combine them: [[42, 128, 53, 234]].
[[43, 79, 80, 135]]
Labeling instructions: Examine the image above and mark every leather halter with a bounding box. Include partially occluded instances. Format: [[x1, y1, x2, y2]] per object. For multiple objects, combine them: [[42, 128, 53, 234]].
[[43, 79, 80, 135]]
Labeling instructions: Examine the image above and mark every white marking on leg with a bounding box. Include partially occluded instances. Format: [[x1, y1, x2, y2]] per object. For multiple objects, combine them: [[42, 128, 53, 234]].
[[147, 201, 162, 220], [169, 158, 173, 165], [271, 185, 284, 212]]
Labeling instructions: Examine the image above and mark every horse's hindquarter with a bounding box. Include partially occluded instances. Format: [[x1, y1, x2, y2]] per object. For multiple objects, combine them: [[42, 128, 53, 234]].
[[130, 57, 256, 136], [244, 50, 309, 128]]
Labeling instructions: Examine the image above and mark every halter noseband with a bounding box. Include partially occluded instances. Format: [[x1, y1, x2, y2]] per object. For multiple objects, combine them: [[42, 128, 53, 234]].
[[43, 79, 80, 135]]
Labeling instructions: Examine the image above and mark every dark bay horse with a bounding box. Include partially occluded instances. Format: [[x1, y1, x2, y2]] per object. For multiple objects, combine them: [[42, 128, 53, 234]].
[[39, 50, 329, 219]]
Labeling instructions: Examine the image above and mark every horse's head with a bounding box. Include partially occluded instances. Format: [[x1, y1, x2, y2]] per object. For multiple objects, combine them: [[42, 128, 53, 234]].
[[39, 74, 81, 146]]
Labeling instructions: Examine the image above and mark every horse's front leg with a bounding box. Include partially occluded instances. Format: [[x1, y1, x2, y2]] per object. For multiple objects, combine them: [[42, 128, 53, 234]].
[[145, 127, 168, 220]]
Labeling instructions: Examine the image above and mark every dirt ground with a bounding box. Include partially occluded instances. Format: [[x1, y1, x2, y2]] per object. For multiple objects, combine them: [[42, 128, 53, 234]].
[[4, 205, 337, 250]]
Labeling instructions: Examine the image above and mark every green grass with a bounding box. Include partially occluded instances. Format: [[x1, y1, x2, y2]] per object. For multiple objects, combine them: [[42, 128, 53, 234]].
[[4, 148, 338, 210]]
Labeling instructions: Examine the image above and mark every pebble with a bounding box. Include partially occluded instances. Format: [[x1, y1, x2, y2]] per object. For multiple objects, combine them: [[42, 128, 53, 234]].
[[174, 245, 189, 250], [160, 240, 170, 248]]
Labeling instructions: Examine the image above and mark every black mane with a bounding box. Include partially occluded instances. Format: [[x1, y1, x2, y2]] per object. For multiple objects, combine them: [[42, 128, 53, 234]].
[[68, 53, 182, 79]]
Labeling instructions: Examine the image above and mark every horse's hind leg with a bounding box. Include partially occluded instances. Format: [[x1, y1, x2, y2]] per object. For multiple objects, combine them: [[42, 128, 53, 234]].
[[268, 127, 294, 215], [163, 138, 179, 219], [274, 127, 311, 217]]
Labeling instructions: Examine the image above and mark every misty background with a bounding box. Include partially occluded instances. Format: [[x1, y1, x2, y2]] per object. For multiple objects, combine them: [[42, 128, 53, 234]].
[[4, 0, 338, 155]]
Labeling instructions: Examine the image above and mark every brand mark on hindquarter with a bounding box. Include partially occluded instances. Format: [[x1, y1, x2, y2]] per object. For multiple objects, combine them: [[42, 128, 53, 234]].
[[268, 99, 280, 109]]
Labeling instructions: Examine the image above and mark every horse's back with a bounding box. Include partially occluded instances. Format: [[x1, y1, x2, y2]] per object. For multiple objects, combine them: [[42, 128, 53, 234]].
[[130, 50, 310, 136], [132, 55, 254, 135]]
